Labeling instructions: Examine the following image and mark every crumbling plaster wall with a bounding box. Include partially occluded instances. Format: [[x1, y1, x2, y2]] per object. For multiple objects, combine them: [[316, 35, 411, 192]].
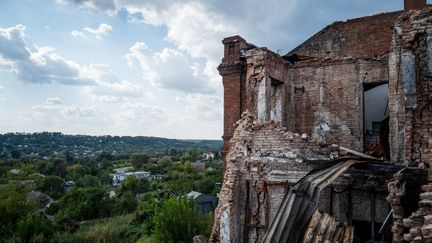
[[389, 8, 432, 165]]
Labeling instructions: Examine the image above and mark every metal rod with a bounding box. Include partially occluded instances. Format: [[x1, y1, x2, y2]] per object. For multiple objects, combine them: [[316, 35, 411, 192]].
[[371, 190, 376, 242]]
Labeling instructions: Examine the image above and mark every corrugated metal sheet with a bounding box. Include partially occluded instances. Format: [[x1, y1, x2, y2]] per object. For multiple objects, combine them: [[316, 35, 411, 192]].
[[262, 158, 372, 243]]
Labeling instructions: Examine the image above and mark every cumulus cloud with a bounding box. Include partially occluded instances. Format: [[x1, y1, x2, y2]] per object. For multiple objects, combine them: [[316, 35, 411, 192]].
[[83, 23, 113, 39], [183, 93, 222, 121], [125, 41, 214, 94], [57, 0, 116, 15], [70, 30, 87, 39], [59, 0, 404, 55], [84, 80, 152, 102], [80, 64, 118, 83], [120, 102, 169, 125], [32, 102, 97, 120], [0, 25, 95, 85]]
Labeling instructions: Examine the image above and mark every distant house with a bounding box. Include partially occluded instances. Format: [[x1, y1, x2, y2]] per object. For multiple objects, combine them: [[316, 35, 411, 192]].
[[64, 180, 75, 192], [186, 191, 218, 214], [203, 152, 215, 160], [192, 160, 205, 170], [110, 171, 150, 186], [151, 174, 167, 181], [113, 166, 133, 174], [9, 169, 21, 175]]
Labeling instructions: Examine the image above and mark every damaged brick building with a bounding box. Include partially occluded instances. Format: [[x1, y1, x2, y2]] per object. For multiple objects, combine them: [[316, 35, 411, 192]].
[[211, 0, 432, 242]]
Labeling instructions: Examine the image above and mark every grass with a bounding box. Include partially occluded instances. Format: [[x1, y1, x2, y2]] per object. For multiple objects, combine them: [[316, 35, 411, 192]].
[[51, 214, 144, 243]]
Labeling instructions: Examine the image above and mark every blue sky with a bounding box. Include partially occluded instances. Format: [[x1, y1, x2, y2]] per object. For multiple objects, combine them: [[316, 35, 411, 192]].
[[0, 0, 422, 139]]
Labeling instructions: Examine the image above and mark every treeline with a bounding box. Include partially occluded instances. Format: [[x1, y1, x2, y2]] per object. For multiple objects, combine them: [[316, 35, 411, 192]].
[[0, 132, 222, 158]]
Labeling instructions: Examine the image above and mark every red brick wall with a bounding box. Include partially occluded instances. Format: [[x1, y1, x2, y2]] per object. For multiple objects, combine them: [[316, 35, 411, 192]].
[[218, 36, 249, 162], [288, 11, 401, 59], [288, 57, 388, 151], [404, 0, 427, 10]]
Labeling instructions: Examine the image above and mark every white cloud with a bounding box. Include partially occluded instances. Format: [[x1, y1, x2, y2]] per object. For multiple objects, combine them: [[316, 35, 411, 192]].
[[46, 97, 62, 105], [125, 42, 214, 94], [32, 103, 98, 120], [70, 30, 87, 39], [184, 93, 222, 121], [83, 23, 112, 39], [122, 2, 234, 88], [81, 63, 118, 83], [57, 0, 116, 15], [84, 80, 152, 102], [0, 25, 97, 85]]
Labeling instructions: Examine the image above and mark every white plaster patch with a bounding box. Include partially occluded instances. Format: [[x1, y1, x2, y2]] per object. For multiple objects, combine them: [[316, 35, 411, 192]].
[[257, 77, 267, 125], [313, 121, 331, 142], [401, 52, 417, 108], [220, 210, 231, 243], [270, 82, 282, 123], [427, 37, 432, 75]]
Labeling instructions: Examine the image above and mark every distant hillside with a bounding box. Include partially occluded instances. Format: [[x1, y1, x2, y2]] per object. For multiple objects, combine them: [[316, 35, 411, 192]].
[[0, 132, 222, 158]]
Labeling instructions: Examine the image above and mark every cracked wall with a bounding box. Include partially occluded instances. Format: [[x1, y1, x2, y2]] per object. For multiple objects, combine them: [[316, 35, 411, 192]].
[[210, 113, 392, 242], [389, 8, 432, 165]]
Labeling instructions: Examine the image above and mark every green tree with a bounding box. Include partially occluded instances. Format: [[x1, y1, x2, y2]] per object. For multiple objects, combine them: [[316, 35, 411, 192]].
[[0, 184, 33, 240], [157, 156, 172, 168], [134, 192, 160, 234], [55, 187, 114, 221], [10, 149, 21, 159], [16, 213, 58, 242], [130, 153, 149, 169], [180, 154, 192, 164], [123, 176, 150, 194], [97, 151, 114, 161], [152, 197, 212, 243], [115, 191, 137, 214], [65, 151, 74, 163], [38, 175, 64, 199], [123, 176, 140, 194], [66, 163, 90, 181], [77, 175, 101, 187], [168, 148, 178, 156]]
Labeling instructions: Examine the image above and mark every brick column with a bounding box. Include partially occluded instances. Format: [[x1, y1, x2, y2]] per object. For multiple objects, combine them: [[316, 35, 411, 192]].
[[218, 36, 249, 169]]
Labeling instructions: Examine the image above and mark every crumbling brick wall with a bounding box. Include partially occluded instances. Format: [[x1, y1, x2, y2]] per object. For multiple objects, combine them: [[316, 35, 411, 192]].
[[244, 48, 290, 128], [287, 11, 401, 58], [210, 113, 329, 242], [210, 112, 392, 242], [287, 57, 389, 151], [244, 47, 389, 152], [389, 8, 432, 164]]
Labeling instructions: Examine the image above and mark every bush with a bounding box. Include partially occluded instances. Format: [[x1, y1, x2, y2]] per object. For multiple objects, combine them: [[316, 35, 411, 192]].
[[16, 213, 59, 242], [55, 187, 114, 221], [152, 197, 212, 243]]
